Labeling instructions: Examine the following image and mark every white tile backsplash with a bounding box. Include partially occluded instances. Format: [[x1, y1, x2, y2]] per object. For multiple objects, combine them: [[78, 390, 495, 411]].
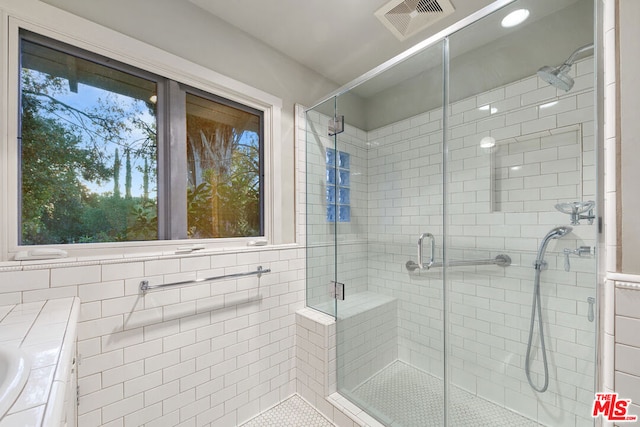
[[0, 246, 304, 426]]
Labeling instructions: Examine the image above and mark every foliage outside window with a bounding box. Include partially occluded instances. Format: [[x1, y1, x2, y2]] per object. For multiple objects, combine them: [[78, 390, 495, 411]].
[[19, 30, 263, 245], [186, 93, 262, 239]]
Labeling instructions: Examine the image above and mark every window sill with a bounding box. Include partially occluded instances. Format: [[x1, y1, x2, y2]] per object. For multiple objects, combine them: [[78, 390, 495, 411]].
[[0, 242, 301, 272]]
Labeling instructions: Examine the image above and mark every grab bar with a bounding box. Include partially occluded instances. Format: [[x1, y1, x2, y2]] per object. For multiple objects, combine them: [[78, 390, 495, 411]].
[[418, 232, 435, 270], [406, 254, 511, 272], [140, 265, 270, 293]]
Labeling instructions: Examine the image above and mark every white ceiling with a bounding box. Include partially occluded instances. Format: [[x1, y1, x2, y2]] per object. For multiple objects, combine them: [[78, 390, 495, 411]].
[[187, 0, 498, 85]]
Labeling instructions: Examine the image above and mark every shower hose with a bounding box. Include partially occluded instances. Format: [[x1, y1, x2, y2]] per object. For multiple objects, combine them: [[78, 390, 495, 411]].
[[525, 267, 549, 393]]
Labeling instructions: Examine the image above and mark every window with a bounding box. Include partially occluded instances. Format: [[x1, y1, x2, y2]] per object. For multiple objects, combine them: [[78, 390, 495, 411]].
[[185, 92, 263, 238], [18, 30, 264, 246]]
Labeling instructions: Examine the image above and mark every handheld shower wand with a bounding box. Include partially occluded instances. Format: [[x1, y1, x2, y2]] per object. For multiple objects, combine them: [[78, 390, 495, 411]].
[[526, 226, 572, 393]]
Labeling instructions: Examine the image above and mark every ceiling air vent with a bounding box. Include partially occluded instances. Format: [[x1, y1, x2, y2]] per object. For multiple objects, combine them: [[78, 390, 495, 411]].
[[375, 0, 455, 41]]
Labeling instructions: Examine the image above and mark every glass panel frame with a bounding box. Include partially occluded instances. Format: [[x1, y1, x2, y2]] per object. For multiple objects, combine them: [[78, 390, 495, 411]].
[[305, 96, 338, 318], [332, 39, 446, 427]]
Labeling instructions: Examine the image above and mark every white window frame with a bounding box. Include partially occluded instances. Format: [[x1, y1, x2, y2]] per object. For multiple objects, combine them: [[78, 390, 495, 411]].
[[0, 3, 283, 261]]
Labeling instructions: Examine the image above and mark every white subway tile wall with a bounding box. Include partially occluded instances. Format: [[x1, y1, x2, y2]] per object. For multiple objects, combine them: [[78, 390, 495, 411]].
[[301, 57, 596, 426], [0, 247, 305, 426], [296, 307, 383, 427], [336, 292, 397, 392]]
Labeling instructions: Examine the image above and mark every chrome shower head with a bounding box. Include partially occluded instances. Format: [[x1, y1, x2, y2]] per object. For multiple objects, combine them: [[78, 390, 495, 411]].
[[537, 65, 574, 92], [537, 43, 594, 92]]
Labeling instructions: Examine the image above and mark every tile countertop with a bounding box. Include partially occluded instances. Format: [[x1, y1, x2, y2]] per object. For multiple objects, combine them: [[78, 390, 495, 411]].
[[0, 297, 80, 427]]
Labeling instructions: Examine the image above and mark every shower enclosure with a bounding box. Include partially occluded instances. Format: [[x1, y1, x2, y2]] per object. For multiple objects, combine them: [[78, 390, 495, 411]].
[[305, 0, 599, 425]]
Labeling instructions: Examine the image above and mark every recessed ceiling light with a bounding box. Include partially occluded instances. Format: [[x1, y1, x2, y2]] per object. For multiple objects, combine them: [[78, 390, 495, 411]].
[[501, 9, 530, 28]]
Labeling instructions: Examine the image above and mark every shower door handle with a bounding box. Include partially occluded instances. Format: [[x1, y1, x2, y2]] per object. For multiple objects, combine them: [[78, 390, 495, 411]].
[[418, 233, 435, 270]]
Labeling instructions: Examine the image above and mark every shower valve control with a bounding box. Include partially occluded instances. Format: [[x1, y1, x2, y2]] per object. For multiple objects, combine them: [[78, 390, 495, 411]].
[[563, 246, 592, 271]]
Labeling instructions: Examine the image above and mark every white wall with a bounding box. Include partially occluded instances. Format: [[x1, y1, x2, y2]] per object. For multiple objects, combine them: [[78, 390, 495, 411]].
[[606, 0, 640, 423], [619, 0, 640, 275]]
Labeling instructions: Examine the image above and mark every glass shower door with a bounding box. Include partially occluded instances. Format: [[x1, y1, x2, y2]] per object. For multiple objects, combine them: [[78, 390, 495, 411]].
[[334, 40, 447, 427], [444, 1, 597, 425], [305, 97, 338, 318], [315, 1, 598, 426]]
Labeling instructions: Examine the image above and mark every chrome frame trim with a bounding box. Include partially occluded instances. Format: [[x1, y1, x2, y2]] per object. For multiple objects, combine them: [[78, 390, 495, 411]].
[[306, 0, 517, 111]]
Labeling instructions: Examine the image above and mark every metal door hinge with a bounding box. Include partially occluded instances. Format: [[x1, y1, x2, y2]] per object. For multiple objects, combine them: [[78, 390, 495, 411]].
[[328, 116, 344, 136], [329, 281, 345, 300], [76, 385, 80, 407]]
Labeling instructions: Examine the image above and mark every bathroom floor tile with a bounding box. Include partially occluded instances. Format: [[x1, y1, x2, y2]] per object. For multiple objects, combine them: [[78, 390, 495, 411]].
[[240, 395, 334, 427], [349, 361, 539, 427]]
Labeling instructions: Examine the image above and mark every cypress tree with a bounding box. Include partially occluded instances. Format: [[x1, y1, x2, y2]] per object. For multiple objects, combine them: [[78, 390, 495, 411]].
[[143, 158, 149, 200], [113, 148, 120, 198], [125, 149, 132, 199]]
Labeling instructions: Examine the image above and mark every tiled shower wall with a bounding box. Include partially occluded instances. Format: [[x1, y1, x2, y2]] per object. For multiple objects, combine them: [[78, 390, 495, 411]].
[[304, 57, 597, 427], [0, 246, 304, 426]]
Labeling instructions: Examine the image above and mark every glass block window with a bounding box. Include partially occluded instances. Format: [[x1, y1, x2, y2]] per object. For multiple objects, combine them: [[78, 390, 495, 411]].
[[326, 148, 350, 222]]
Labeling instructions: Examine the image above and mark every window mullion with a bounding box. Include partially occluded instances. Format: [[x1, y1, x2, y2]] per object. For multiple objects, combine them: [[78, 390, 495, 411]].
[[164, 80, 187, 240]]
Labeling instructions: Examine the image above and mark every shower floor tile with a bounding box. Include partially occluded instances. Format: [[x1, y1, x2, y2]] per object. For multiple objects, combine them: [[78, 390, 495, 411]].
[[349, 361, 539, 427], [240, 395, 335, 427]]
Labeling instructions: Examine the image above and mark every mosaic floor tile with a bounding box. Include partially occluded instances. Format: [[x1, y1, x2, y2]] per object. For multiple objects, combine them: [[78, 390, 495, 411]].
[[240, 395, 335, 427], [349, 361, 540, 427]]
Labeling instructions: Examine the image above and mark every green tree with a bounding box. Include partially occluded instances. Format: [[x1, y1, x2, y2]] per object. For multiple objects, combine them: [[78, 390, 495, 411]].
[[21, 73, 111, 244], [186, 112, 260, 238], [20, 67, 157, 244]]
